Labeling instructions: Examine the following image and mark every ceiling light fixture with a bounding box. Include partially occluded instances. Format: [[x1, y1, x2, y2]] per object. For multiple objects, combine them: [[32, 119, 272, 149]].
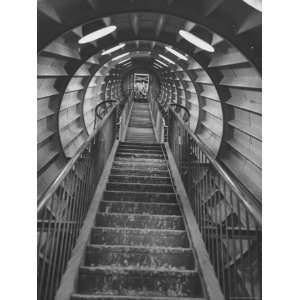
[[242, 0, 262, 11], [165, 46, 188, 61], [158, 54, 175, 64], [154, 59, 168, 67], [179, 30, 214, 53], [112, 52, 130, 61], [118, 58, 131, 64], [102, 43, 126, 55], [153, 63, 162, 68], [78, 25, 117, 44]]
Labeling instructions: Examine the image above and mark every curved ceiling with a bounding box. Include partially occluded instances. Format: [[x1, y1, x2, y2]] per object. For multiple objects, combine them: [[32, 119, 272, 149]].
[[37, 1, 262, 202]]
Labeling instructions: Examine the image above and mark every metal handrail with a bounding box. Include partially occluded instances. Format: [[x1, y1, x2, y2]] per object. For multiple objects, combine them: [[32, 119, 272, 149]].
[[168, 105, 262, 226], [170, 103, 191, 121], [37, 103, 119, 213]]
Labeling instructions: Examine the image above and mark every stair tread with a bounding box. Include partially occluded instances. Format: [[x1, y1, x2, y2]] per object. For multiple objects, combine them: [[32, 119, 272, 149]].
[[107, 182, 173, 187], [93, 226, 186, 234], [104, 190, 177, 196], [97, 212, 182, 218], [109, 175, 170, 180], [80, 265, 198, 274], [87, 244, 192, 252], [100, 200, 178, 206], [72, 294, 204, 299]]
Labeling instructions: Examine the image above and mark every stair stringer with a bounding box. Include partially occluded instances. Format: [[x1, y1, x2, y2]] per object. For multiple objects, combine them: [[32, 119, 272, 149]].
[[164, 142, 225, 300], [54, 140, 120, 300]]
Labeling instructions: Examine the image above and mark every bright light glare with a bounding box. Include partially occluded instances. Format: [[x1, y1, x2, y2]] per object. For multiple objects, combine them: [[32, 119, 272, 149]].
[[112, 52, 130, 61], [165, 46, 188, 61], [102, 43, 125, 55], [158, 54, 175, 64], [242, 0, 262, 11], [78, 25, 117, 44], [153, 63, 162, 68], [154, 59, 168, 67], [179, 30, 214, 53], [118, 58, 131, 64]]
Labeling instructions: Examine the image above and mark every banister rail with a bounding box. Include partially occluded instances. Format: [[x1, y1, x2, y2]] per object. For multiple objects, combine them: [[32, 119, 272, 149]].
[[38, 102, 119, 212], [150, 97, 261, 300], [165, 103, 262, 300], [168, 106, 262, 226], [37, 98, 130, 300], [169, 103, 191, 122]]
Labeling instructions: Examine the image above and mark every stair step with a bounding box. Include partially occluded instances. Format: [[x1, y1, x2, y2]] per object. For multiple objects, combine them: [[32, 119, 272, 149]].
[[103, 191, 177, 204], [117, 149, 163, 156], [110, 168, 169, 178], [76, 267, 203, 297], [85, 245, 195, 270], [120, 142, 161, 149], [95, 213, 184, 230], [115, 157, 165, 164], [113, 162, 168, 171], [116, 153, 164, 159], [90, 227, 190, 248], [72, 295, 205, 300], [118, 146, 162, 152], [106, 182, 174, 193], [99, 201, 181, 215], [109, 175, 171, 185]]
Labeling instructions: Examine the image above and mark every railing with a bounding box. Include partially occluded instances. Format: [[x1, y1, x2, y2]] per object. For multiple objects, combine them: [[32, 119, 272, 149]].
[[37, 100, 126, 300], [167, 106, 262, 300], [170, 103, 190, 122], [93, 100, 118, 128], [149, 94, 168, 141]]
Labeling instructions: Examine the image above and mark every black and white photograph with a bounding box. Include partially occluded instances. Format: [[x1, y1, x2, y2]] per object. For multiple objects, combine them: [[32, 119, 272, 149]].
[[2, 1, 300, 300]]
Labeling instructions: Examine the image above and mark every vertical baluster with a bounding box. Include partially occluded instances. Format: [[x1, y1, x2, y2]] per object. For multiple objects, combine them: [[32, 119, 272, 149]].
[[245, 209, 255, 299], [66, 166, 81, 262], [204, 160, 210, 255], [257, 224, 262, 299], [217, 175, 225, 295], [37, 199, 50, 300], [223, 182, 232, 299], [229, 190, 238, 298], [200, 151, 206, 241], [48, 181, 69, 300], [43, 184, 64, 300], [76, 157, 88, 233], [55, 168, 77, 290], [212, 172, 220, 287], [78, 154, 90, 223], [236, 194, 247, 297]]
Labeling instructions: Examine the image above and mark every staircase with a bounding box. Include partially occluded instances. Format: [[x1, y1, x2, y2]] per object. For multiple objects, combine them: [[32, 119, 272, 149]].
[[71, 102, 205, 299], [125, 102, 156, 143]]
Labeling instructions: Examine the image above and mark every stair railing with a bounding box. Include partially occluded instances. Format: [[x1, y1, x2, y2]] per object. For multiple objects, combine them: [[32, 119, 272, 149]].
[[37, 98, 129, 300], [169, 103, 191, 123], [93, 100, 118, 129], [166, 105, 262, 300]]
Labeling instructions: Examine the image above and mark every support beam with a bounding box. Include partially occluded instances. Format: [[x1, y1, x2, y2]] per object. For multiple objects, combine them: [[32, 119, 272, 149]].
[[131, 14, 139, 36], [156, 15, 166, 38]]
